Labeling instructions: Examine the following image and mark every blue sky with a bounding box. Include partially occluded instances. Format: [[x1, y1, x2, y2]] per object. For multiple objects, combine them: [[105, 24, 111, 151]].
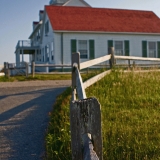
[[0, 0, 160, 65]]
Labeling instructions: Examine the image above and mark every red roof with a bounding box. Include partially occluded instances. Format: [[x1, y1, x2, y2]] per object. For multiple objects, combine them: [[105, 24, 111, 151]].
[[45, 5, 160, 33]]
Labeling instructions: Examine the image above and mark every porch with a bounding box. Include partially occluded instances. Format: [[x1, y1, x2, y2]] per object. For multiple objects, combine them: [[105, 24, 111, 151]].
[[15, 40, 39, 65]]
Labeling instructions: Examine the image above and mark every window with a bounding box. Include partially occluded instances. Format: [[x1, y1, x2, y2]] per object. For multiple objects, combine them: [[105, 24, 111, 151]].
[[36, 50, 39, 61], [71, 39, 95, 59], [41, 48, 44, 62], [51, 42, 54, 61], [45, 21, 49, 35], [148, 42, 156, 58], [108, 40, 130, 56], [39, 50, 41, 61], [78, 40, 88, 59], [45, 45, 49, 62], [36, 29, 40, 41], [142, 41, 159, 58], [115, 41, 123, 55]]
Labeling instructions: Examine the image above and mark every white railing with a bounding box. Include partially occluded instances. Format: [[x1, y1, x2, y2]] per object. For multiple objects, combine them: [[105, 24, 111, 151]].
[[16, 40, 32, 48], [16, 40, 39, 48]]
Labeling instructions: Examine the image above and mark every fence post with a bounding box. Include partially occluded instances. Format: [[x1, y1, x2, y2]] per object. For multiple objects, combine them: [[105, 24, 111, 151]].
[[4, 62, 7, 77], [4, 62, 10, 78], [133, 61, 135, 70], [32, 61, 35, 77], [5, 62, 10, 78], [25, 62, 28, 77], [72, 52, 80, 89], [70, 98, 102, 160], [7, 67, 10, 78], [128, 60, 131, 69], [108, 47, 115, 68]]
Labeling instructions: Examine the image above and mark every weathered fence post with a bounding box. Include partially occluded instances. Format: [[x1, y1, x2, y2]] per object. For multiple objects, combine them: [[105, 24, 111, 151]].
[[7, 66, 10, 78], [108, 47, 115, 68], [25, 62, 28, 77], [32, 61, 35, 77], [4, 62, 10, 78], [4, 62, 7, 77], [128, 60, 131, 69], [70, 98, 102, 160], [72, 52, 80, 89], [133, 61, 135, 70]]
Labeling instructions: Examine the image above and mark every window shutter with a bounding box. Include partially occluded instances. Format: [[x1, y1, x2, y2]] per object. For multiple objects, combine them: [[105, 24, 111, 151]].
[[108, 40, 113, 48], [142, 41, 147, 57], [124, 40, 130, 56], [157, 42, 160, 58], [71, 39, 77, 54], [89, 40, 95, 59]]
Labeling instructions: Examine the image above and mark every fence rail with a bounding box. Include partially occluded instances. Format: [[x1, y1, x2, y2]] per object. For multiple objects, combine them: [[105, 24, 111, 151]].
[[115, 55, 160, 61], [70, 47, 160, 160], [80, 54, 111, 70], [3, 62, 28, 78]]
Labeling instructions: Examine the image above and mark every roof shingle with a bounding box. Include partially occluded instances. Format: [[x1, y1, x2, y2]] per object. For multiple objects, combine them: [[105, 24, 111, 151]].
[[45, 5, 160, 33]]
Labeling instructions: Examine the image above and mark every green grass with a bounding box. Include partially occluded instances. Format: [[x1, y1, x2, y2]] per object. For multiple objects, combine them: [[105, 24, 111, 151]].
[[46, 69, 160, 159], [45, 87, 72, 160], [0, 70, 101, 82], [0, 74, 71, 82], [86, 70, 160, 159]]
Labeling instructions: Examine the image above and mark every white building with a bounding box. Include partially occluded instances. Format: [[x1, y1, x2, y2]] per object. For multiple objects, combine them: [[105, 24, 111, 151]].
[[15, 0, 160, 72]]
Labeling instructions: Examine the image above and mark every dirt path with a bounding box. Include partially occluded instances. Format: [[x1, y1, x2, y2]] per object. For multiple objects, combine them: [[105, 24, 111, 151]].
[[0, 80, 71, 160]]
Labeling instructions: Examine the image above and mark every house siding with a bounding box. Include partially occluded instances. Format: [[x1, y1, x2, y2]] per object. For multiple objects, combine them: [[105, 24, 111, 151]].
[[41, 13, 55, 63], [53, 32, 160, 65]]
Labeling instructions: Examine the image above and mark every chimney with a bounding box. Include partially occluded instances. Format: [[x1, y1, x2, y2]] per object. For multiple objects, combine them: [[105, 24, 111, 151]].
[[33, 21, 39, 31], [39, 10, 44, 21]]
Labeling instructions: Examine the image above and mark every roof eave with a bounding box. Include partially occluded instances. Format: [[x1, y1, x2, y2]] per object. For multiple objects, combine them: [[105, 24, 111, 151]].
[[53, 30, 160, 35]]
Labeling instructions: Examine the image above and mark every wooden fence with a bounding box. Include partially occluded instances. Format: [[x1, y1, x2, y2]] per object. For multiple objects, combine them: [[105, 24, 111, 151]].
[[31, 62, 71, 77], [3, 62, 28, 78], [70, 47, 160, 160]]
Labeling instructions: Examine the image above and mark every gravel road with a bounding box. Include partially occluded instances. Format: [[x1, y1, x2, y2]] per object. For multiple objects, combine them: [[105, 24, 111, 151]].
[[0, 80, 71, 160]]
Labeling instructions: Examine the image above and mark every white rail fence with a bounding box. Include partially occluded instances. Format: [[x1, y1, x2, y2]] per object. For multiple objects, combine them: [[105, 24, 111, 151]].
[[70, 47, 160, 160]]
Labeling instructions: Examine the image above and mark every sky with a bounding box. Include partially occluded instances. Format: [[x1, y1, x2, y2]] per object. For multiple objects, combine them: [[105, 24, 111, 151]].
[[0, 0, 160, 65]]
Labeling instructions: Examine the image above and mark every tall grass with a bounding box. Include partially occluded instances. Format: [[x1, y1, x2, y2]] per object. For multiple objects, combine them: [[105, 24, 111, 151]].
[[46, 70, 160, 159], [86, 70, 160, 159], [45, 87, 72, 160]]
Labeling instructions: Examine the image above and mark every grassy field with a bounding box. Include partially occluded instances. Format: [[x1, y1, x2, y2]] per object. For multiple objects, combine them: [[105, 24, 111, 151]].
[[46, 69, 160, 160], [0, 74, 71, 82], [0, 71, 99, 82]]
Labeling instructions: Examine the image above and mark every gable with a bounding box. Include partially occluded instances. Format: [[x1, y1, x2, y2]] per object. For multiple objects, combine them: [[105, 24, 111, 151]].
[[46, 6, 160, 34]]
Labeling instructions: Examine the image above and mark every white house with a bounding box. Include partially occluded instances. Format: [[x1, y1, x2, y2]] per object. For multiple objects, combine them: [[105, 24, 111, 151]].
[[15, 0, 160, 72]]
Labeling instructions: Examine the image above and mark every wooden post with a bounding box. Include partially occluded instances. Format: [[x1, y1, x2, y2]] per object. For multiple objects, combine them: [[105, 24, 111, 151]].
[[72, 52, 80, 89], [133, 61, 135, 70], [5, 62, 10, 78], [128, 60, 131, 69], [70, 98, 102, 160], [32, 61, 35, 77], [25, 62, 28, 77], [7, 67, 10, 78], [108, 47, 115, 68], [4, 62, 7, 77]]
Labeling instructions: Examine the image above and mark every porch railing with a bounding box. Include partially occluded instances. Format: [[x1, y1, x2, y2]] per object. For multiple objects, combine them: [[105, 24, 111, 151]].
[[16, 40, 39, 48]]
